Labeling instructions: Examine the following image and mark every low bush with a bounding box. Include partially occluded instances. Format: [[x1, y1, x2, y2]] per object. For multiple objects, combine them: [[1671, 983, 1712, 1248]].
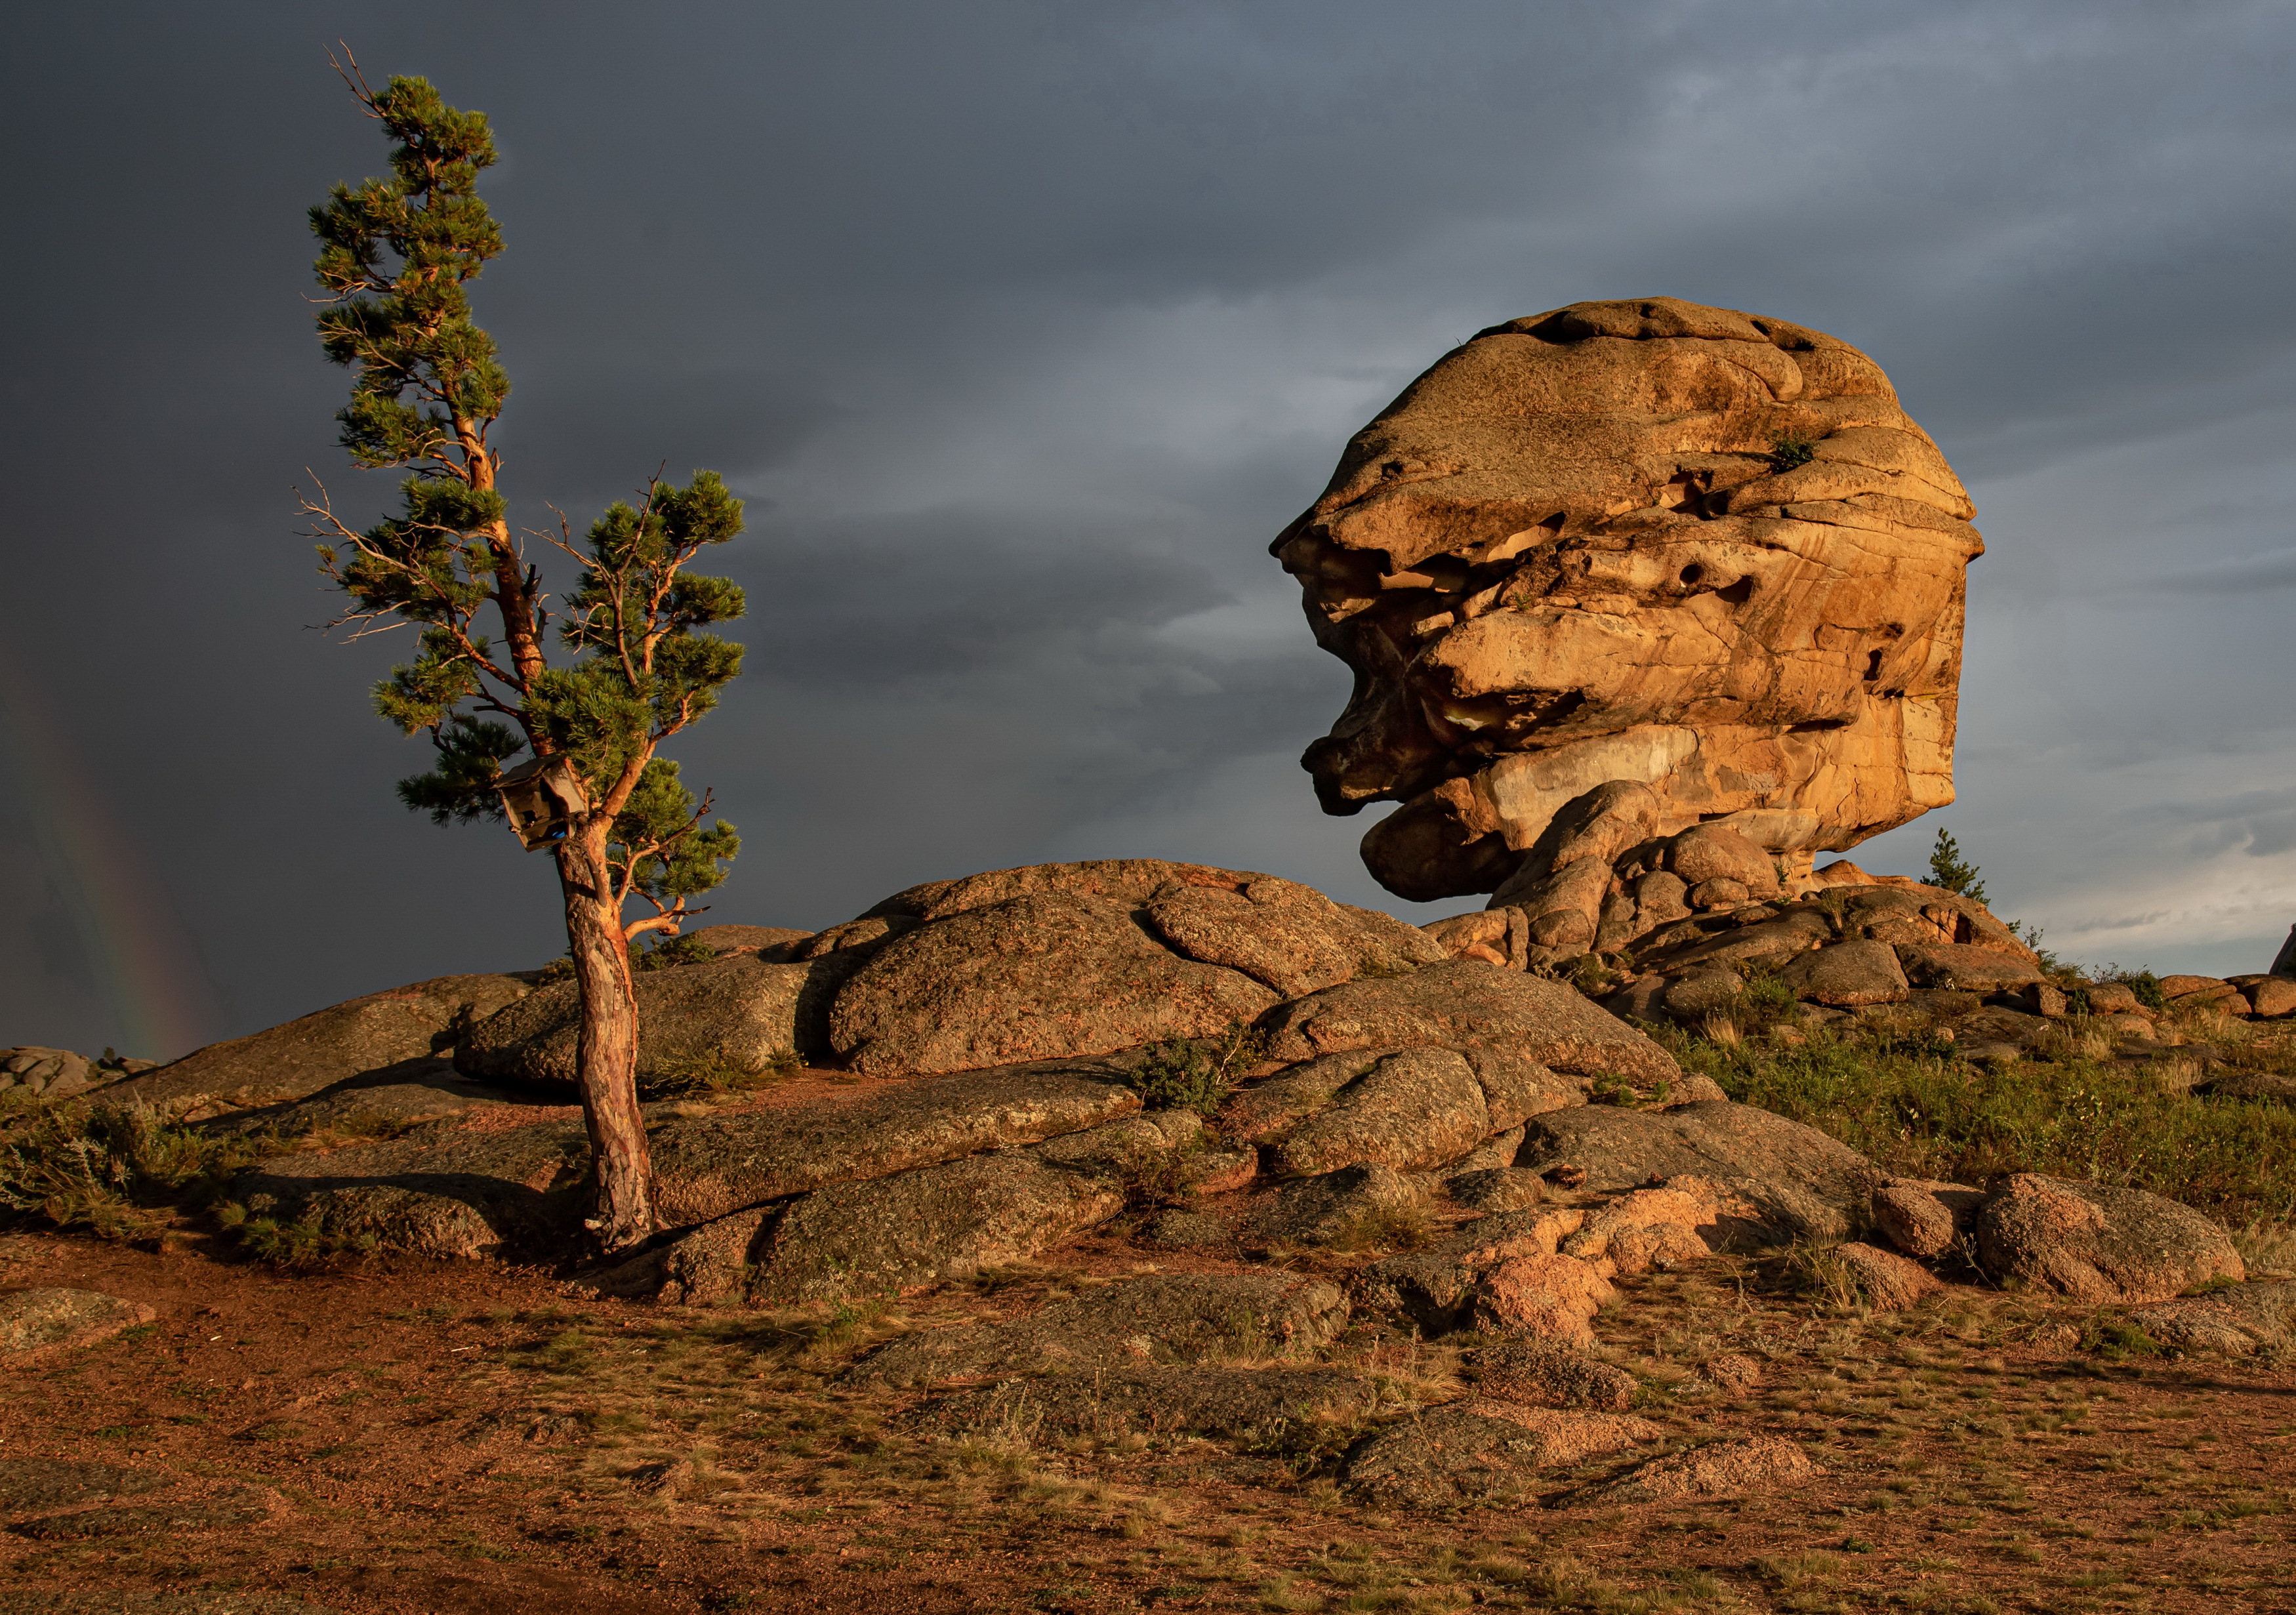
[[0, 1100, 279, 1241], [1128, 1023, 1265, 1116], [640, 1046, 802, 1100]]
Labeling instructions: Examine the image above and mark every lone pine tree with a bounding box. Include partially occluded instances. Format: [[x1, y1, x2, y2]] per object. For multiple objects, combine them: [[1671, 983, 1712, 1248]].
[[301, 59, 743, 1251]]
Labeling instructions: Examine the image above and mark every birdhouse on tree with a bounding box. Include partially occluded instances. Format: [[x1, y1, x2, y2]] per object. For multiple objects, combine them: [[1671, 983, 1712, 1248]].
[[495, 754, 589, 851]]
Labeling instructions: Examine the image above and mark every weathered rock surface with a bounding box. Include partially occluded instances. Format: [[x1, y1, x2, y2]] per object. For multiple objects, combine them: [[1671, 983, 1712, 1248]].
[[1834, 1241, 1943, 1311], [1265, 1048, 1491, 1176], [683, 924, 814, 956], [0, 1290, 157, 1355], [1353, 1207, 1588, 1333], [0, 1046, 110, 1099], [458, 952, 860, 1082], [119, 973, 534, 1109], [1259, 962, 1681, 1086], [743, 1152, 1124, 1304], [1339, 1403, 1662, 1508], [1976, 1174, 2244, 1305], [1871, 1177, 1980, 1259], [645, 1060, 1143, 1225], [1895, 943, 2043, 992], [1275, 296, 1983, 907], [1773, 940, 1909, 1007], [1514, 1101, 1880, 1241], [1469, 1252, 1617, 1346], [1251, 1163, 1428, 1248], [2125, 1281, 2296, 1355], [910, 1366, 1382, 1441], [1466, 1341, 1639, 1410], [830, 893, 1282, 1076], [2230, 974, 2296, 1019], [1557, 1436, 1825, 1507], [220, 1063, 527, 1138], [847, 1273, 1349, 1387]]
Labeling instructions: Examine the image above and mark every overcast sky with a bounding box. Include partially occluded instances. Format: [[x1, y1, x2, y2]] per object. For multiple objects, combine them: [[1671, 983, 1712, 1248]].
[[5, 1, 2294, 1059]]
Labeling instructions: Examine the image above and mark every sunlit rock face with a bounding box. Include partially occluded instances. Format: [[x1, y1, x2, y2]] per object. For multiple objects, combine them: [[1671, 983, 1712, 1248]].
[[1272, 296, 1982, 903]]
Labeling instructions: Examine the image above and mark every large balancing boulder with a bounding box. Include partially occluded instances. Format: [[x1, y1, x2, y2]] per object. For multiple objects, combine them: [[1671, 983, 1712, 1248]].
[[1975, 1174, 2243, 1304], [116, 973, 535, 1109], [1273, 296, 1984, 905]]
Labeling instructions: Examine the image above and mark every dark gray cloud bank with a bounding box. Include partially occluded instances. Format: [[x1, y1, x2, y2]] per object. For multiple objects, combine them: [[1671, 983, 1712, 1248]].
[[5, 1, 2294, 1056]]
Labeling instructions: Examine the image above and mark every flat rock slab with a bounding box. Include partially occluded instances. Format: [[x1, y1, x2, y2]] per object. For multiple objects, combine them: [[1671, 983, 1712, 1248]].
[[1514, 1101, 1880, 1242], [459, 952, 860, 1082], [1977, 1173, 2244, 1305], [116, 974, 533, 1108], [2126, 1281, 2296, 1355], [909, 1366, 1383, 1441], [746, 1152, 1125, 1304], [1251, 1163, 1429, 1248], [0, 1460, 171, 1512], [236, 1118, 590, 1261], [1466, 1341, 1639, 1411], [847, 1273, 1349, 1387], [0, 1290, 156, 1355], [1339, 1403, 1663, 1508], [648, 1058, 1143, 1225], [1556, 1436, 1824, 1507], [1258, 962, 1681, 1087], [1895, 943, 2043, 992], [829, 892, 1282, 1076], [218, 1062, 529, 1137]]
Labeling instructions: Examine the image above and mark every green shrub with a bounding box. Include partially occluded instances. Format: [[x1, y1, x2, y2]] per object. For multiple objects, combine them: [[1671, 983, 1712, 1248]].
[[640, 1046, 800, 1099], [1129, 1023, 1265, 1116], [1671, 1029, 2296, 1228], [213, 1200, 379, 1269], [636, 934, 718, 971], [1765, 432, 1817, 472], [0, 1101, 279, 1241], [2078, 1315, 2160, 1360]]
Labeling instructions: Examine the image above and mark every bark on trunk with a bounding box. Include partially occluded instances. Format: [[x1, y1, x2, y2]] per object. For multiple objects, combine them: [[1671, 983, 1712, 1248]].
[[557, 825, 655, 1253]]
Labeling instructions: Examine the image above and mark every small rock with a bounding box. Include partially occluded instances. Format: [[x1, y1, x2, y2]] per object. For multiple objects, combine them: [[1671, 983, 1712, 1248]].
[[1894, 944, 2043, 993], [2228, 975, 2296, 1019], [1834, 1241, 1943, 1311], [1870, 1177, 1979, 1259], [1467, 1341, 1639, 1411], [1339, 1402, 1663, 1508], [1267, 1048, 1490, 1176], [1977, 1173, 2244, 1305], [1686, 878, 1752, 910], [0, 1290, 156, 1355], [1700, 1353, 1763, 1395], [911, 1366, 1382, 1441], [1773, 941, 1909, 1008], [1469, 1252, 1617, 1347], [1446, 1168, 1548, 1214], [2194, 1072, 2296, 1105], [2125, 1281, 2296, 1355], [1145, 1210, 1234, 1250], [1250, 1162, 1428, 1248], [1557, 1436, 1825, 1507]]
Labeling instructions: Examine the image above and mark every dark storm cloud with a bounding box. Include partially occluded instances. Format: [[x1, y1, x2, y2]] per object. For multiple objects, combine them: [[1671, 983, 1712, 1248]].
[[5, 0, 2296, 1054]]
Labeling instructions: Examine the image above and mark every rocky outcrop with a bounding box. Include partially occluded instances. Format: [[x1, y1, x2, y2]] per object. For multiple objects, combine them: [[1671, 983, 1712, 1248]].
[[909, 1366, 1383, 1441], [117, 973, 535, 1109], [1513, 1101, 1881, 1242], [1258, 962, 1682, 1087], [1465, 1341, 1639, 1410], [1975, 1174, 2244, 1304], [2125, 1281, 2296, 1356], [1275, 296, 1982, 907], [459, 952, 859, 1082]]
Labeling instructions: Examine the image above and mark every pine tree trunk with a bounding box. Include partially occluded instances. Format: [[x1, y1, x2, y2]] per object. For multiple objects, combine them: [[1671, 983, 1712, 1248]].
[[556, 827, 656, 1253]]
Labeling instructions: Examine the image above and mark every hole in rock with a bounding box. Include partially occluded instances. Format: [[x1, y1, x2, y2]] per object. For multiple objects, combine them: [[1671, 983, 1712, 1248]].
[[1716, 577, 1755, 604], [1679, 563, 1705, 586], [1864, 648, 1887, 681]]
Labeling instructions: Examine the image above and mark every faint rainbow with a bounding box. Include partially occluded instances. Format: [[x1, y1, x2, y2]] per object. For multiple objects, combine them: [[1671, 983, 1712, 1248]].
[[0, 643, 212, 1061]]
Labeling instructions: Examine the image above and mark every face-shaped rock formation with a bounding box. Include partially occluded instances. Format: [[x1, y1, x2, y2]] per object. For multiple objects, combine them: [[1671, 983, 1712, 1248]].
[[1273, 296, 1982, 903]]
